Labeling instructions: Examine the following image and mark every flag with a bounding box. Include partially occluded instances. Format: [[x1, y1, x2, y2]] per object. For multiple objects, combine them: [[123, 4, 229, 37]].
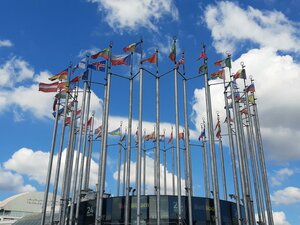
[[74, 58, 87, 70], [88, 61, 106, 72], [179, 132, 184, 140], [233, 69, 246, 80], [224, 116, 234, 124], [214, 58, 231, 68], [108, 127, 121, 136], [215, 120, 220, 130], [246, 83, 255, 92], [141, 52, 157, 64], [144, 131, 155, 141], [82, 117, 92, 132], [240, 108, 248, 115], [38, 82, 58, 92], [48, 68, 68, 81], [198, 64, 207, 74], [65, 117, 71, 125], [224, 57, 231, 68], [111, 54, 131, 66], [214, 59, 223, 67], [70, 75, 82, 83], [248, 94, 255, 104], [123, 42, 142, 54], [196, 51, 207, 61], [91, 48, 110, 60], [198, 128, 205, 141], [95, 125, 103, 139], [216, 126, 221, 139], [210, 70, 224, 79], [57, 81, 69, 90], [228, 92, 241, 101], [134, 129, 139, 145], [52, 107, 64, 118], [168, 131, 173, 144], [169, 41, 176, 62], [53, 97, 58, 111], [175, 56, 184, 69]]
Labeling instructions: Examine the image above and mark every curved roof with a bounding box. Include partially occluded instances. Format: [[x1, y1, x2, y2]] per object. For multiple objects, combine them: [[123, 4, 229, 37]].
[[0, 192, 54, 213]]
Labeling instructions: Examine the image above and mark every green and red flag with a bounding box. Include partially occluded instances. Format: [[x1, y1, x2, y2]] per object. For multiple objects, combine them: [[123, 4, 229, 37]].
[[210, 70, 224, 79], [169, 41, 176, 62], [141, 52, 157, 64], [123, 42, 142, 54], [91, 48, 110, 60]]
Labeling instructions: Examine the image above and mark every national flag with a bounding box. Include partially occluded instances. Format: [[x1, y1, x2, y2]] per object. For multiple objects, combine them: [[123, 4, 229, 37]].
[[214, 59, 223, 67], [134, 129, 139, 145], [108, 127, 121, 136], [216, 126, 221, 139], [95, 125, 103, 139], [70, 75, 82, 83], [233, 69, 246, 80], [65, 117, 71, 125], [144, 131, 155, 141], [38, 82, 58, 92], [88, 61, 106, 72], [198, 64, 207, 74], [53, 97, 58, 111], [214, 58, 231, 68], [111, 54, 131, 66], [82, 116, 92, 132], [246, 83, 255, 92], [57, 81, 69, 90], [75, 58, 87, 69], [169, 42, 176, 62], [141, 52, 157, 64], [228, 92, 241, 102], [224, 116, 234, 124], [123, 42, 142, 54], [175, 56, 184, 69], [198, 128, 205, 141], [196, 51, 207, 61], [168, 131, 173, 144], [91, 48, 110, 60], [240, 108, 248, 115], [210, 70, 224, 79], [48, 68, 68, 81], [215, 120, 220, 130], [52, 107, 64, 118], [179, 132, 184, 140], [248, 94, 255, 104]]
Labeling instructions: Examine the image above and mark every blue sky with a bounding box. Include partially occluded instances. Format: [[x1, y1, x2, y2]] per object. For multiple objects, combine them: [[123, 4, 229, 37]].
[[1, 0, 300, 224]]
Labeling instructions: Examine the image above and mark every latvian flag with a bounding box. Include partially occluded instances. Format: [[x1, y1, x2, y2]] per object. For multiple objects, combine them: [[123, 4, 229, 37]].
[[39, 82, 59, 92]]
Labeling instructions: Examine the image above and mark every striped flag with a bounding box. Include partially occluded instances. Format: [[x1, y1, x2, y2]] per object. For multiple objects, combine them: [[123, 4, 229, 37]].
[[123, 42, 142, 54], [111, 54, 131, 66], [38, 82, 58, 92], [48, 68, 68, 81]]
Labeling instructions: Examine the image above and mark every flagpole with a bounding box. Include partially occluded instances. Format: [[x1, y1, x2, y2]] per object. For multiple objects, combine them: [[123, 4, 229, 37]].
[[222, 77, 241, 224], [203, 45, 221, 225], [40, 87, 61, 225], [117, 121, 123, 196], [124, 49, 134, 225], [122, 127, 128, 196], [84, 111, 95, 189], [163, 129, 167, 195], [171, 126, 175, 196], [201, 121, 210, 198], [143, 129, 146, 195], [250, 79, 274, 225], [97, 44, 112, 225], [49, 81, 70, 225]]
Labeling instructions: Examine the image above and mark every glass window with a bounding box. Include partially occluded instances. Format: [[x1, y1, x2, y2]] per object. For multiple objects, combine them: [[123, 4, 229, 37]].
[[149, 196, 156, 219], [160, 196, 169, 219]]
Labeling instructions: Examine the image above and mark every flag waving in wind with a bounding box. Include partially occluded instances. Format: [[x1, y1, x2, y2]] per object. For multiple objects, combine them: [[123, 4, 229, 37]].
[[88, 61, 106, 72], [169, 41, 176, 62], [108, 127, 121, 136], [141, 52, 157, 64], [111, 54, 131, 66], [48, 68, 68, 81], [39, 82, 58, 92], [123, 42, 142, 54], [91, 48, 110, 60]]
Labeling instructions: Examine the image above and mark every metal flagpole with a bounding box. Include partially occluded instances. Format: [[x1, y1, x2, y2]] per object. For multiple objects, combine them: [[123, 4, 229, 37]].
[[203, 45, 221, 225], [97, 45, 112, 225], [250, 79, 274, 225], [40, 85, 62, 225], [84, 112, 95, 189], [201, 121, 210, 198], [171, 126, 175, 196], [143, 129, 146, 195], [163, 129, 167, 195], [124, 50, 134, 225], [216, 114, 227, 201], [60, 90, 78, 225], [75, 81, 92, 225], [122, 127, 128, 196], [155, 48, 161, 225], [69, 67, 88, 225], [117, 121, 123, 196], [182, 51, 193, 225], [173, 39, 183, 224], [49, 83, 70, 225], [222, 80, 241, 224]]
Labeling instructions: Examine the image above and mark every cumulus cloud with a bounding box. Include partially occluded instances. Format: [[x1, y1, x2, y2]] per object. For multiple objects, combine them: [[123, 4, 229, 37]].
[[0, 39, 13, 47], [204, 1, 300, 54], [271, 186, 300, 205], [273, 211, 291, 225], [0, 168, 36, 193], [87, 0, 178, 31], [271, 168, 294, 186]]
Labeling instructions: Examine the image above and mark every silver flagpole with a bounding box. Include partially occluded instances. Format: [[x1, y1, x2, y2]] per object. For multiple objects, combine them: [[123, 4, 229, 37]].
[[203, 46, 221, 225], [137, 40, 144, 225], [75, 81, 92, 225], [251, 79, 274, 225], [155, 48, 161, 225], [143, 129, 146, 195], [173, 39, 182, 224], [163, 129, 167, 195], [117, 121, 123, 196], [122, 127, 128, 196], [59, 85, 78, 225], [182, 51, 193, 225], [40, 85, 62, 225], [202, 121, 210, 198], [84, 112, 95, 189], [222, 82, 241, 224], [124, 50, 134, 225], [216, 114, 227, 201], [69, 70, 88, 225], [49, 83, 70, 225], [171, 126, 175, 196]]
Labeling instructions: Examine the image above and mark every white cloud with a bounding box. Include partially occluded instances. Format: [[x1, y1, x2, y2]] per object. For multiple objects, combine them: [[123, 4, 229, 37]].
[[204, 1, 300, 54], [0, 57, 34, 88], [271, 168, 294, 186], [87, 0, 178, 31], [273, 211, 291, 225], [271, 186, 300, 205], [0, 168, 36, 193], [0, 39, 13, 47]]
